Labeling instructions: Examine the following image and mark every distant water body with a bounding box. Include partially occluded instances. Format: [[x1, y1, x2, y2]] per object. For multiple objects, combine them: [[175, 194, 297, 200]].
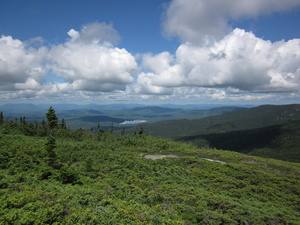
[[120, 120, 147, 125]]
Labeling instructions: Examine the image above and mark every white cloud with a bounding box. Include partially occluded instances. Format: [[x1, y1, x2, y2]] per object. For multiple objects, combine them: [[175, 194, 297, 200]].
[[0, 35, 47, 90], [67, 22, 120, 45], [49, 22, 138, 92], [163, 0, 300, 45], [139, 28, 300, 94], [129, 72, 172, 95], [142, 52, 174, 73], [0, 13, 299, 105], [0, 22, 139, 102], [49, 43, 137, 91], [72, 79, 129, 92]]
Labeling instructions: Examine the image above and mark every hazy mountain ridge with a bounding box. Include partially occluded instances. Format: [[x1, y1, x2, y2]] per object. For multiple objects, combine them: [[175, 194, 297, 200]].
[[0, 103, 247, 129]]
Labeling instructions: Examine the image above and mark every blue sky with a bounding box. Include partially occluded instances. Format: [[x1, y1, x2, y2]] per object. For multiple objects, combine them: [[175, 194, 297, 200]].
[[0, 0, 175, 53], [0, 0, 300, 105]]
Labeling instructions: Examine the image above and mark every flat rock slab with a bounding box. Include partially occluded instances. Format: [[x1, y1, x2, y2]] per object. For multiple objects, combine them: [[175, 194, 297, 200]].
[[143, 154, 226, 164], [202, 158, 227, 164]]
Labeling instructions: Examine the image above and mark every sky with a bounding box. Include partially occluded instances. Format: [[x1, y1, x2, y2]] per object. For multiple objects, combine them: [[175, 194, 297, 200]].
[[0, 0, 300, 106]]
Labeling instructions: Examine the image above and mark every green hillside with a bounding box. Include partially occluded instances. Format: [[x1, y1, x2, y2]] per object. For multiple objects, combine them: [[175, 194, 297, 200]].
[[177, 120, 300, 163], [141, 104, 300, 162], [0, 109, 300, 224], [142, 104, 300, 138]]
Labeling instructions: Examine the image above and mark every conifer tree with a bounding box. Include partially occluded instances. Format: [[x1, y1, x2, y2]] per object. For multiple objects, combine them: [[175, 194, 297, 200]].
[[97, 123, 105, 135], [45, 136, 56, 158], [45, 106, 58, 129], [139, 126, 144, 135], [0, 112, 3, 124], [109, 123, 114, 134], [121, 127, 125, 136], [61, 118, 67, 129], [44, 107, 58, 167]]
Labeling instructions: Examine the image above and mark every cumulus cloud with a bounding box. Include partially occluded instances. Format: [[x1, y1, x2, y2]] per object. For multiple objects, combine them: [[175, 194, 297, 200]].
[[49, 43, 137, 91], [0, 35, 47, 90], [49, 23, 138, 92], [0, 22, 138, 95], [140, 28, 300, 93], [0, 8, 299, 105], [163, 0, 300, 45], [130, 72, 173, 95], [0, 22, 140, 103], [67, 22, 120, 45]]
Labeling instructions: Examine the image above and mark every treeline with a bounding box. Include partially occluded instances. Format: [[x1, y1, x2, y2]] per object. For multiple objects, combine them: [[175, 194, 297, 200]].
[[0, 106, 143, 140], [0, 107, 65, 137]]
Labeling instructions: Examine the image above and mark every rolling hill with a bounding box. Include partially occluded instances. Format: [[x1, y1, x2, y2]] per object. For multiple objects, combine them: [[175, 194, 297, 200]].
[[142, 104, 300, 138], [0, 117, 299, 224], [141, 104, 300, 162]]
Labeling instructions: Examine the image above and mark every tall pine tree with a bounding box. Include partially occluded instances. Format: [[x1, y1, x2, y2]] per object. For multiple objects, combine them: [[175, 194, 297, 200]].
[[0, 112, 3, 124], [45, 106, 58, 129], [45, 106, 58, 167]]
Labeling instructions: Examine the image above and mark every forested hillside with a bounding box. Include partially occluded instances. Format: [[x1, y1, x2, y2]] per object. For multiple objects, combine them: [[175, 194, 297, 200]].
[[142, 104, 300, 138], [0, 108, 300, 224], [142, 104, 300, 163], [177, 120, 300, 163]]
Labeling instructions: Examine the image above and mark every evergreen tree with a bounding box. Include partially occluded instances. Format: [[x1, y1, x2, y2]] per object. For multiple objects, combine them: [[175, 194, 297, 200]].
[[0, 112, 3, 124], [109, 123, 114, 134], [121, 127, 125, 136], [45, 136, 57, 167], [61, 118, 67, 129], [45, 136, 56, 157], [139, 126, 144, 135], [97, 123, 105, 135], [45, 106, 58, 129], [20, 116, 27, 126]]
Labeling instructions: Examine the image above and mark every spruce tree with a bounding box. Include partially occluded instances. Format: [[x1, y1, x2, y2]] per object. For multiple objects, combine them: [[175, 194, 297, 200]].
[[44, 107, 58, 167], [45, 106, 58, 129], [0, 112, 3, 124], [139, 126, 144, 135], [97, 123, 105, 135], [61, 118, 67, 129], [109, 123, 114, 134]]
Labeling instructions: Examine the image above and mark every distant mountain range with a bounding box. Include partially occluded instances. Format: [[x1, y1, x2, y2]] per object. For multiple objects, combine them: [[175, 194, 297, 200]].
[[0, 103, 246, 129]]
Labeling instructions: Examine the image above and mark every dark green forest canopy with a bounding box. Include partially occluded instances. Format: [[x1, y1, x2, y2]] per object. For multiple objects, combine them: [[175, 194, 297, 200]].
[[0, 108, 299, 224]]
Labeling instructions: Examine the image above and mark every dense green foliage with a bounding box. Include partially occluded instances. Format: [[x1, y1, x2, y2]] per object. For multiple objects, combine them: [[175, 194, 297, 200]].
[[0, 110, 300, 224]]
